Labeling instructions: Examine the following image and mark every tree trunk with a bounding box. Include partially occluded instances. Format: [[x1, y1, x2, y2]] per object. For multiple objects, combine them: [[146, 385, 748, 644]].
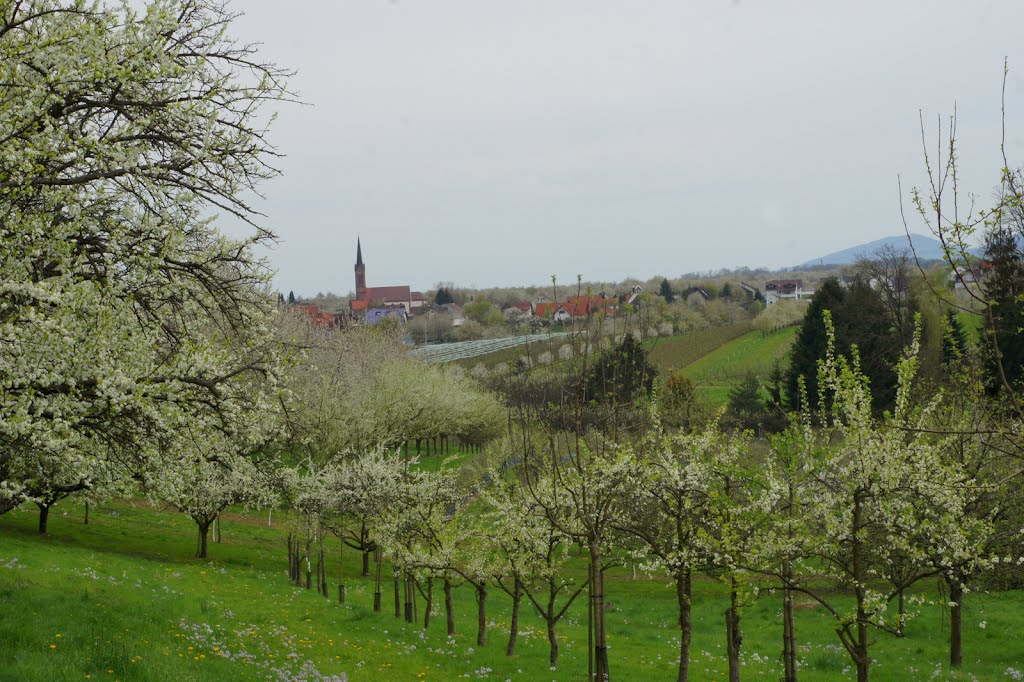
[[287, 534, 294, 581], [782, 563, 798, 682], [507, 576, 522, 656], [588, 563, 594, 682], [546, 612, 560, 669], [316, 544, 323, 595], [725, 582, 742, 682], [445, 577, 456, 636], [896, 587, 906, 638], [373, 547, 383, 612], [423, 578, 434, 630], [404, 573, 415, 623], [321, 544, 329, 598], [84, 501, 89, 525], [197, 521, 210, 559], [950, 578, 963, 668], [394, 571, 402, 618], [589, 545, 609, 682], [37, 502, 50, 534], [852, 494, 870, 682], [856, 613, 869, 682], [338, 538, 346, 604], [362, 548, 371, 577], [305, 537, 312, 590], [676, 569, 692, 682], [475, 582, 488, 647]]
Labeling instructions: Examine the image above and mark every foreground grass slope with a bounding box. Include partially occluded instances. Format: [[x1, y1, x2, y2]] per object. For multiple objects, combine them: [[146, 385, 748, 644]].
[[2, 501, 1022, 681]]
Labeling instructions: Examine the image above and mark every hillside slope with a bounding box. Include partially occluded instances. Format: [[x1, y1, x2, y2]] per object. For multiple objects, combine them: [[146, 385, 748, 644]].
[[3, 500, 1018, 680]]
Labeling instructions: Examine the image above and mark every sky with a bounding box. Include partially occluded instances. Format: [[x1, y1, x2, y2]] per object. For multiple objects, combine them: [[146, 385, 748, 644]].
[[222, 0, 1024, 296]]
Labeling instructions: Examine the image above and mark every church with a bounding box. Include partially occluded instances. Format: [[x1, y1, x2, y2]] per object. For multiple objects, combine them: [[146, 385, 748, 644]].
[[349, 239, 427, 314]]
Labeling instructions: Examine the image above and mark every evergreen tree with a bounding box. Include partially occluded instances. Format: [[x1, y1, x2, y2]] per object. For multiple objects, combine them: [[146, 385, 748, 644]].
[[585, 335, 657, 407], [721, 282, 733, 300], [786, 278, 846, 410], [435, 287, 455, 305], [834, 279, 900, 412], [725, 372, 765, 431], [659, 278, 675, 303], [980, 226, 1024, 394], [288, 290, 296, 305], [941, 310, 968, 367], [785, 278, 900, 413]]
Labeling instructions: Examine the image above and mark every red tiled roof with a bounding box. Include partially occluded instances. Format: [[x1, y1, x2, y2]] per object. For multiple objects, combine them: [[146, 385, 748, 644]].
[[363, 285, 411, 303]]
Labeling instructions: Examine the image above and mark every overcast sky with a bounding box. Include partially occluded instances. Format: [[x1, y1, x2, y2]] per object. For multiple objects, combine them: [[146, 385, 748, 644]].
[[225, 0, 1024, 296]]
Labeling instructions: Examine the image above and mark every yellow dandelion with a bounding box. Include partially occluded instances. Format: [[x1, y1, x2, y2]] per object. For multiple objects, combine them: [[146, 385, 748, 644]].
[[49, 644, 57, 649]]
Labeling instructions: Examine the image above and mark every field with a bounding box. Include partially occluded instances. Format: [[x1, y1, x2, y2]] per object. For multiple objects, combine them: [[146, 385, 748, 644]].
[[3, 500, 1022, 681], [649, 325, 798, 405], [648, 323, 753, 373]]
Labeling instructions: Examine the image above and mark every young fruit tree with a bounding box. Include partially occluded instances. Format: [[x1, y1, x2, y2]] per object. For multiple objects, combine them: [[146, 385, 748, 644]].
[[158, 444, 276, 559], [771, 315, 987, 682]]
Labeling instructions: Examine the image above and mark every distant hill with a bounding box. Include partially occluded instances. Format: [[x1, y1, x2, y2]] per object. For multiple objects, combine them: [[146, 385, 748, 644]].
[[799, 233, 952, 267]]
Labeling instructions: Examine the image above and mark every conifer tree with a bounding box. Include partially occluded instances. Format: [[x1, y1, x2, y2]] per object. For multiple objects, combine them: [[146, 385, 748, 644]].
[[979, 225, 1024, 394], [659, 278, 676, 303], [785, 278, 846, 410]]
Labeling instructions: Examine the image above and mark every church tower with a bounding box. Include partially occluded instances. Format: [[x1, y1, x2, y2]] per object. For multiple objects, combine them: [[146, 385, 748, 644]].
[[354, 238, 367, 301]]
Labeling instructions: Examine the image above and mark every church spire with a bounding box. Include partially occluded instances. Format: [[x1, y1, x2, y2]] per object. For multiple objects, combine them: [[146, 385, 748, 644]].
[[354, 237, 367, 300]]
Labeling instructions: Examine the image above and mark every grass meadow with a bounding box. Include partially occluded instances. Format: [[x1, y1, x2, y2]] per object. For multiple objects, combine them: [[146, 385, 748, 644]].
[[649, 325, 798, 406], [2, 500, 1023, 681]]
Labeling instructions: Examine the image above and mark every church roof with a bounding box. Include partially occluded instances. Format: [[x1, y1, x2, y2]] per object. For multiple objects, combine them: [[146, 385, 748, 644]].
[[365, 285, 411, 303]]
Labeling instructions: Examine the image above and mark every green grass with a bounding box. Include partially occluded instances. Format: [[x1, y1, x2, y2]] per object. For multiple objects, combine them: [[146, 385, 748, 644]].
[[2, 500, 1023, 681], [648, 322, 753, 374], [682, 327, 797, 383], [656, 326, 797, 406]]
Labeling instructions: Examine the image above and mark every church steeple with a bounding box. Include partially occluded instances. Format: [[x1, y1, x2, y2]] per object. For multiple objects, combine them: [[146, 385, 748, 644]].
[[354, 237, 367, 300]]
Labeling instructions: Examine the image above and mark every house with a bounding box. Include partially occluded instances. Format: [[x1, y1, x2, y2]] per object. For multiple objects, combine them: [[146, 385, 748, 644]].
[[443, 303, 466, 326], [739, 282, 759, 301], [510, 301, 534, 316], [950, 260, 992, 290], [292, 304, 336, 328], [534, 302, 573, 322], [764, 279, 811, 305], [683, 287, 710, 306], [365, 307, 408, 326], [349, 239, 427, 314], [534, 293, 619, 321]]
